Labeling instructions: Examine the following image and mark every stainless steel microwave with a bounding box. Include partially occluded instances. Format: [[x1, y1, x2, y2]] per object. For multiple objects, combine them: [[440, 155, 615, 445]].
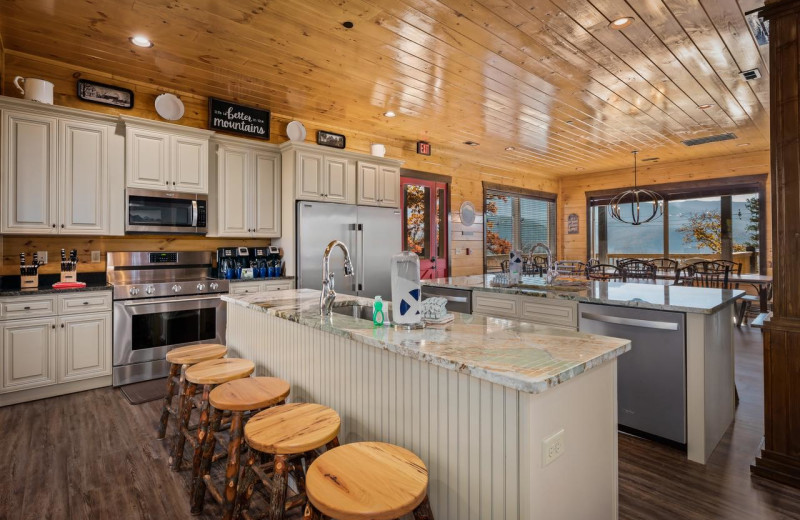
[[126, 188, 208, 234]]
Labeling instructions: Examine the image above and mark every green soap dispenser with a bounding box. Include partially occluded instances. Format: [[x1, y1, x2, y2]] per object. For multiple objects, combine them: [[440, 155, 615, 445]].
[[373, 296, 386, 326]]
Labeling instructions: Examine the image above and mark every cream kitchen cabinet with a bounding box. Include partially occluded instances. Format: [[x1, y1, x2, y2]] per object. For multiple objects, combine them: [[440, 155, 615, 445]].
[[0, 290, 113, 406], [356, 161, 400, 208], [293, 149, 355, 203], [210, 137, 281, 238], [0, 317, 57, 393], [123, 116, 213, 194], [1, 98, 124, 236], [471, 291, 578, 330], [228, 279, 295, 295]]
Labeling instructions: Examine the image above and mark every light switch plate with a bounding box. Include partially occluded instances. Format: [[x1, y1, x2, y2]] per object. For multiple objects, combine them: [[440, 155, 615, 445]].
[[91, 251, 101, 263], [542, 429, 565, 467], [37, 251, 48, 264]]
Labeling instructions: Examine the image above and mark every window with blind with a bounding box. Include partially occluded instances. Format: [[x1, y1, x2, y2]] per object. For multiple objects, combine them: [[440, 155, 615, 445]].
[[484, 184, 556, 273]]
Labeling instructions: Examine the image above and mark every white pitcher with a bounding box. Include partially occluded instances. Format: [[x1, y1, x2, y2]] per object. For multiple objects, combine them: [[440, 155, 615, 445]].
[[14, 76, 54, 104]]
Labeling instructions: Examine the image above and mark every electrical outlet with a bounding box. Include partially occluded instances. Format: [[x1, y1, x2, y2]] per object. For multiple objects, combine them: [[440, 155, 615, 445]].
[[542, 429, 565, 467], [36, 251, 48, 264], [91, 251, 101, 263]]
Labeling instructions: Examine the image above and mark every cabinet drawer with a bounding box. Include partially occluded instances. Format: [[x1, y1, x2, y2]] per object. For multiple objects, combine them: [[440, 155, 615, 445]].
[[58, 292, 112, 315], [262, 281, 294, 292], [0, 296, 57, 320], [472, 293, 519, 318], [521, 299, 577, 328], [229, 282, 263, 295]]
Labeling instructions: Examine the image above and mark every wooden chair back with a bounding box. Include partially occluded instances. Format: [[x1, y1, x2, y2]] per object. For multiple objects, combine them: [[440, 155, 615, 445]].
[[650, 258, 679, 273], [621, 260, 657, 283], [692, 261, 731, 288], [587, 264, 624, 282], [674, 265, 696, 286], [554, 260, 586, 276]]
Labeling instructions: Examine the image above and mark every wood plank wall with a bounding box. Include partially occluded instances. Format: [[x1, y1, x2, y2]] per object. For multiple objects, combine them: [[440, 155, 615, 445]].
[[557, 150, 772, 266], [1, 51, 559, 277]]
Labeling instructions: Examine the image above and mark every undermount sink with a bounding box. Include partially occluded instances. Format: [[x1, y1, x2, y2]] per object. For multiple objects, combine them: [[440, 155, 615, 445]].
[[330, 302, 393, 321]]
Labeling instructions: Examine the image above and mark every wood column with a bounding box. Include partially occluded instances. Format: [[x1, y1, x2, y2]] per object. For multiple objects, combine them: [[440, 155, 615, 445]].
[[751, 0, 800, 489]]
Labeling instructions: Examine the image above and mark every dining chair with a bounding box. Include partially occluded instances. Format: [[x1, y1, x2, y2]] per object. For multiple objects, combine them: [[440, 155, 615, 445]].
[[692, 261, 730, 289], [620, 260, 657, 283], [651, 258, 679, 274], [554, 260, 586, 276], [586, 264, 624, 282]]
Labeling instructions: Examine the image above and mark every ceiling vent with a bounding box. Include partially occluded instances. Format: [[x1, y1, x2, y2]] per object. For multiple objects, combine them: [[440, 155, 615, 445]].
[[641, 157, 659, 162], [682, 133, 737, 147], [740, 68, 762, 81]]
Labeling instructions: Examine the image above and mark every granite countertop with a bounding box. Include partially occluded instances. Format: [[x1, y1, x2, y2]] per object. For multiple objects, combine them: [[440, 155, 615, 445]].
[[227, 276, 295, 283], [423, 274, 744, 315], [0, 282, 112, 297], [0, 272, 112, 297], [222, 289, 631, 394]]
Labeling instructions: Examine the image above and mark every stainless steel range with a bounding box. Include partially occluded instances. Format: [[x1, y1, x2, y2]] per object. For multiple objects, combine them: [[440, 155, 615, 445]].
[[108, 251, 229, 386]]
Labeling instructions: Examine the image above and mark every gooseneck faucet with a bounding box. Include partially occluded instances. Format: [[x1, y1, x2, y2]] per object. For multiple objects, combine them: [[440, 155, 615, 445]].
[[530, 242, 559, 285], [320, 240, 354, 316]]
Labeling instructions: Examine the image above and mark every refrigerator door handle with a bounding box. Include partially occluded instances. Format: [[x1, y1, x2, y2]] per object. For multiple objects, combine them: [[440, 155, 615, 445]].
[[359, 223, 365, 293], [350, 223, 358, 291]]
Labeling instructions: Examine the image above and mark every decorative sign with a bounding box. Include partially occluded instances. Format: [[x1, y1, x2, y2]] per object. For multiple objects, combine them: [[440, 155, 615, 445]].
[[317, 130, 346, 149], [208, 98, 270, 139], [567, 213, 580, 234], [417, 141, 432, 156], [77, 79, 134, 109]]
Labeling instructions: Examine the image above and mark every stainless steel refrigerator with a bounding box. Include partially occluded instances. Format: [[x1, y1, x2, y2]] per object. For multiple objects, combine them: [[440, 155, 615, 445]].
[[297, 201, 402, 299]]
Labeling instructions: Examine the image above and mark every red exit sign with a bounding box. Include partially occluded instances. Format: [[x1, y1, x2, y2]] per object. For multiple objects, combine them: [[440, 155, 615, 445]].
[[416, 141, 431, 156]]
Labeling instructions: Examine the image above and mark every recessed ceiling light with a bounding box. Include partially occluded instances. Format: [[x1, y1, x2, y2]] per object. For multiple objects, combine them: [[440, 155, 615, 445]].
[[575, 167, 585, 171], [697, 103, 714, 109], [129, 35, 154, 48], [383, 111, 396, 117], [609, 17, 634, 30], [737, 142, 751, 147], [565, 120, 575, 125], [505, 146, 515, 151], [464, 141, 480, 146], [342, 21, 354, 29]]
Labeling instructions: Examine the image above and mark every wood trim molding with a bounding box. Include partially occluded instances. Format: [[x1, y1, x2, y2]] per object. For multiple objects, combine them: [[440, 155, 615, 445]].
[[585, 174, 768, 203], [483, 181, 557, 202], [400, 168, 452, 184]]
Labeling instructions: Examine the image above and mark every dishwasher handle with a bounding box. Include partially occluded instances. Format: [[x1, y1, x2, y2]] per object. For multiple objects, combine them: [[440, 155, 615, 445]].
[[580, 311, 679, 331]]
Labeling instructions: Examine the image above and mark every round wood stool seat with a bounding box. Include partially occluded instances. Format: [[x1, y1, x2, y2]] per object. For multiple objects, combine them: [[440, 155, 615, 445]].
[[245, 403, 340, 455], [306, 442, 430, 520], [210, 377, 290, 412], [185, 358, 255, 385], [166, 343, 227, 365]]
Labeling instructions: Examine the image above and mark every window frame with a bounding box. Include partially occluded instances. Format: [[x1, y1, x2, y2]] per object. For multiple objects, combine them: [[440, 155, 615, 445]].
[[585, 174, 768, 274], [482, 182, 558, 274]]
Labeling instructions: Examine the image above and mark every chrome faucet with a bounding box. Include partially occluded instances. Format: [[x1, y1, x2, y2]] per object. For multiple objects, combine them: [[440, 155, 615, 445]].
[[321, 240, 354, 316], [530, 242, 558, 285]]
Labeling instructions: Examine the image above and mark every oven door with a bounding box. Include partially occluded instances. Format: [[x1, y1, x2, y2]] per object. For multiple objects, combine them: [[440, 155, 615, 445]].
[[113, 294, 226, 370], [126, 188, 207, 234]]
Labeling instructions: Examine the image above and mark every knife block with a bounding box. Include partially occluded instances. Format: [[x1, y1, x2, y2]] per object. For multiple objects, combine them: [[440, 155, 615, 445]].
[[60, 271, 77, 283], [20, 274, 38, 288]]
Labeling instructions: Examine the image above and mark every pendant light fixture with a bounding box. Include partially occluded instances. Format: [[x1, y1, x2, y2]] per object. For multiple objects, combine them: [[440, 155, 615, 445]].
[[608, 151, 664, 225]]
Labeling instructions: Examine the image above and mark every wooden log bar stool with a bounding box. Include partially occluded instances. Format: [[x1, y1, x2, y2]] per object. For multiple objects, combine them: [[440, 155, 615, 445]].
[[191, 377, 291, 519], [170, 358, 255, 472], [302, 442, 434, 520], [157, 343, 228, 439], [233, 403, 341, 520]]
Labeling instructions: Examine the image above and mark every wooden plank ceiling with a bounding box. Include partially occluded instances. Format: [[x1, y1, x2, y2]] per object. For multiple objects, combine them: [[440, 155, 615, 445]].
[[0, 0, 769, 177]]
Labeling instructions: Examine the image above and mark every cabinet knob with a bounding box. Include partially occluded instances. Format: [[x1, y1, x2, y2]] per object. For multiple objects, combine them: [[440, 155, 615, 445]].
[[61, 323, 64, 328], [61, 224, 65, 228], [172, 181, 176, 185], [52, 224, 56, 228], [166, 181, 169, 185], [51, 325, 55, 329]]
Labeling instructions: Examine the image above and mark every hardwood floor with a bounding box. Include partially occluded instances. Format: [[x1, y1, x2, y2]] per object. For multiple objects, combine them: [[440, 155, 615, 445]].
[[1, 326, 799, 520]]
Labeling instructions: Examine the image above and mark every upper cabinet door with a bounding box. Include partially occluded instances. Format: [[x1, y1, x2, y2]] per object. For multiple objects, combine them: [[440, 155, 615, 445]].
[[252, 151, 281, 237], [1, 110, 58, 234], [126, 127, 170, 190], [296, 151, 324, 200], [216, 145, 250, 236], [324, 156, 350, 203], [171, 135, 208, 193], [59, 119, 108, 234], [356, 161, 380, 206], [378, 166, 400, 208]]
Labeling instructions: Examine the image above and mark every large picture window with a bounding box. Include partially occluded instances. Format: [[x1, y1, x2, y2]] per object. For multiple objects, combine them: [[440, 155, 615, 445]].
[[484, 184, 556, 273], [588, 176, 767, 274]]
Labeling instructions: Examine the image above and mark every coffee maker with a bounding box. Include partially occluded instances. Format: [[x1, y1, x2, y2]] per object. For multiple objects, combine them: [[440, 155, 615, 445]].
[[252, 247, 269, 279], [267, 246, 283, 278], [216, 246, 251, 279]]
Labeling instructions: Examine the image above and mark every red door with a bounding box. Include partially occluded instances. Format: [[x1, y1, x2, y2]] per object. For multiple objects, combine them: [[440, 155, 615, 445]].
[[401, 177, 448, 279]]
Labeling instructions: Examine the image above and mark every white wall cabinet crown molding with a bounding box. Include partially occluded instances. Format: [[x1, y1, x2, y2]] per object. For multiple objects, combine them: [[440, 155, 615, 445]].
[[0, 99, 123, 236]]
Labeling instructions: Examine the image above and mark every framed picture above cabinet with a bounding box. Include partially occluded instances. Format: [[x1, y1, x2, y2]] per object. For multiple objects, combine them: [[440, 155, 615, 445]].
[[317, 130, 346, 149], [76, 79, 134, 109]]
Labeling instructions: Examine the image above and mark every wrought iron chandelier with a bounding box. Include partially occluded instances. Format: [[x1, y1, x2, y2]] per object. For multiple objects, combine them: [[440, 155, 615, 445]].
[[608, 151, 664, 225]]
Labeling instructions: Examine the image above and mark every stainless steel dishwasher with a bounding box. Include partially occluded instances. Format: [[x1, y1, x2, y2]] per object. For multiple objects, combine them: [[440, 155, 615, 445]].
[[578, 303, 686, 445], [421, 285, 472, 314]]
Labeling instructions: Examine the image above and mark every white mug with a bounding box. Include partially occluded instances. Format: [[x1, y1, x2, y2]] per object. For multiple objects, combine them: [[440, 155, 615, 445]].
[[370, 143, 386, 157], [14, 76, 54, 104]]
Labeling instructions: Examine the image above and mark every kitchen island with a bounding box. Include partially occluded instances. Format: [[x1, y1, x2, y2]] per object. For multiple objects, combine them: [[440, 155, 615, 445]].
[[424, 275, 745, 464], [223, 289, 630, 520]]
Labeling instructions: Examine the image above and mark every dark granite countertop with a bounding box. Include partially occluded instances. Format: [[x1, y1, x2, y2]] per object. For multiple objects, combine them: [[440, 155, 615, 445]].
[[0, 272, 111, 297], [227, 276, 295, 283]]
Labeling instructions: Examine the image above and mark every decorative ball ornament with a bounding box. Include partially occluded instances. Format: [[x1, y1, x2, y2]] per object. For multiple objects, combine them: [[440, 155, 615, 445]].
[[608, 151, 664, 226]]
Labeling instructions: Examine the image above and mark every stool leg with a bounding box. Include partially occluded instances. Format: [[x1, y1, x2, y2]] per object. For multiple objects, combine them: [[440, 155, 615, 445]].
[[170, 382, 197, 471], [326, 436, 339, 450], [267, 454, 289, 520], [221, 411, 244, 520], [191, 406, 223, 514], [233, 448, 258, 520], [157, 363, 181, 439], [412, 496, 434, 520], [191, 384, 213, 482]]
